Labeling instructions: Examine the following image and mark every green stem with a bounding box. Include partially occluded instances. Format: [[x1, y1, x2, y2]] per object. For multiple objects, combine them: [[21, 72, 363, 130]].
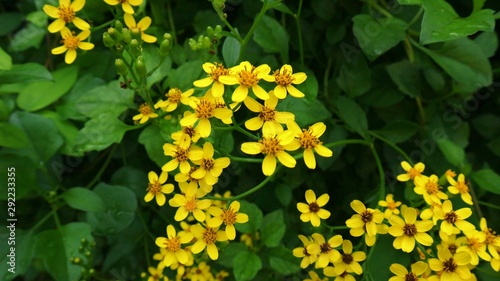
[[238, 0, 269, 62], [494, 11, 500, 20], [85, 145, 117, 189], [324, 139, 372, 149], [166, 0, 178, 45], [368, 0, 393, 18], [478, 200, 500, 210], [91, 19, 115, 32], [369, 131, 412, 164], [233, 121, 261, 141], [416, 95, 426, 125], [212, 2, 243, 43], [407, 7, 424, 27], [295, 0, 305, 68], [136, 209, 157, 242], [52, 207, 62, 228], [118, 53, 139, 86], [28, 212, 52, 234], [369, 143, 386, 202]]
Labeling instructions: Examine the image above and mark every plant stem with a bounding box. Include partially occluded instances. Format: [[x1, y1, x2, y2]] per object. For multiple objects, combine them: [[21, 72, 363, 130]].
[[369, 131, 413, 164], [478, 200, 500, 210], [295, 0, 305, 68], [91, 19, 115, 32], [85, 145, 117, 189], [166, 0, 178, 45], [369, 143, 386, 202], [238, 0, 269, 62]]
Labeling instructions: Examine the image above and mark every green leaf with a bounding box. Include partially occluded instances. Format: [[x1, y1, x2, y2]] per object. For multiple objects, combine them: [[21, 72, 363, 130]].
[[276, 98, 330, 127], [235, 200, 263, 234], [0, 63, 52, 84], [437, 140, 466, 167], [417, 38, 492, 89], [472, 169, 500, 195], [17, 66, 78, 112], [420, 0, 495, 44], [0, 231, 36, 280], [0, 12, 23, 36], [474, 32, 499, 58], [10, 23, 46, 51], [75, 80, 134, 118], [218, 242, 248, 268], [73, 113, 132, 156], [9, 111, 64, 163], [260, 210, 286, 247], [0, 48, 12, 70], [87, 183, 138, 235], [40, 110, 80, 156], [336, 96, 368, 137], [268, 245, 301, 275], [312, 0, 336, 20], [138, 125, 171, 168], [336, 55, 371, 98], [233, 250, 262, 281], [366, 235, 410, 281], [26, 11, 48, 28], [352, 14, 407, 61], [386, 60, 423, 97], [142, 44, 173, 88], [374, 120, 419, 144], [487, 137, 500, 157], [472, 114, 500, 139], [253, 15, 289, 60], [473, 0, 487, 12], [275, 183, 292, 206], [222, 36, 241, 68], [61, 187, 106, 212], [165, 60, 203, 90], [397, 0, 421, 4], [0, 123, 29, 148], [110, 166, 148, 199], [0, 154, 36, 200]]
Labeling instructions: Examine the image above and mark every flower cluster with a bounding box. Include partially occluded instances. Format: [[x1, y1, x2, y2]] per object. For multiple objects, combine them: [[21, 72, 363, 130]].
[[294, 162, 500, 281]]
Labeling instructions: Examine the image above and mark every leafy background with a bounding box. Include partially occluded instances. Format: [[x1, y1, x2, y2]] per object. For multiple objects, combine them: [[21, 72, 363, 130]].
[[1, 0, 500, 280]]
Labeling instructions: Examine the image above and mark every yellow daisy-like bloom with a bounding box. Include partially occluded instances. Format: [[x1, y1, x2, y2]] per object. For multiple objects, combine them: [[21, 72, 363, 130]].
[[132, 103, 158, 124], [414, 174, 448, 205], [51, 27, 94, 64], [388, 206, 434, 253], [154, 88, 196, 112], [190, 224, 228, 260], [447, 173, 473, 205], [434, 200, 475, 236], [428, 247, 472, 281], [240, 232, 259, 249], [207, 201, 249, 240], [297, 189, 331, 227], [219, 61, 271, 102], [144, 171, 174, 206], [241, 127, 297, 176], [104, 0, 142, 14], [143, 265, 167, 281], [420, 201, 443, 225], [169, 182, 211, 222], [389, 261, 428, 281], [185, 261, 214, 280], [445, 169, 456, 178], [330, 240, 366, 275], [263, 64, 307, 99], [180, 98, 233, 138], [323, 268, 356, 281], [43, 0, 90, 33], [193, 62, 230, 97], [480, 218, 500, 259], [311, 233, 342, 268], [174, 166, 213, 194], [345, 200, 386, 247], [304, 271, 328, 281], [243, 93, 294, 134], [162, 136, 203, 174], [378, 194, 402, 219], [155, 225, 194, 266], [397, 161, 425, 182], [287, 121, 333, 169], [123, 14, 157, 43], [293, 235, 321, 269], [211, 190, 232, 209], [190, 142, 231, 186], [171, 125, 201, 145], [456, 229, 491, 265]]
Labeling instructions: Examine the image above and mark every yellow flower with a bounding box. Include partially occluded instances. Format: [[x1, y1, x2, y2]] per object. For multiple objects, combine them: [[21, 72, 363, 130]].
[[447, 173, 473, 205], [414, 174, 448, 205], [397, 161, 425, 182], [51, 27, 94, 64], [144, 171, 174, 206], [143, 265, 168, 281], [104, 0, 142, 14], [240, 232, 259, 249], [311, 233, 342, 268], [154, 88, 196, 112], [323, 268, 356, 281], [207, 201, 249, 240], [155, 225, 194, 266], [219, 61, 271, 102], [420, 201, 442, 225], [263, 64, 307, 99], [162, 136, 203, 173], [211, 190, 232, 209], [480, 218, 500, 259], [434, 200, 475, 236], [345, 200, 386, 247], [241, 127, 297, 176], [389, 261, 428, 281], [378, 194, 402, 219], [190, 142, 231, 186], [331, 240, 366, 275], [171, 124, 201, 145], [123, 14, 157, 43], [243, 93, 294, 134], [168, 182, 211, 222], [438, 234, 459, 255], [297, 189, 331, 227], [293, 235, 321, 269], [388, 206, 434, 253], [174, 166, 213, 194], [288, 121, 333, 169], [456, 229, 491, 265], [180, 98, 233, 138], [186, 261, 213, 280], [428, 247, 472, 280], [193, 62, 230, 97], [304, 271, 328, 281], [132, 103, 158, 124], [43, 0, 90, 33], [190, 224, 227, 260]]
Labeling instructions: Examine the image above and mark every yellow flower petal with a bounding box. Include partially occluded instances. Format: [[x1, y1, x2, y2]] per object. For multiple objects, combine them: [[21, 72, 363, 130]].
[[73, 17, 90, 30], [43, 5, 60, 18], [65, 48, 77, 64], [48, 18, 66, 33]]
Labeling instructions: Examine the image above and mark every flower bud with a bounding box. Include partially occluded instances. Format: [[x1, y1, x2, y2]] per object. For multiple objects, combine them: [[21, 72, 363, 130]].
[[129, 39, 142, 57], [188, 38, 198, 51], [202, 36, 211, 48], [114, 20, 123, 31], [163, 33, 172, 41], [131, 28, 142, 43], [159, 39, 171, 56], [102, 32, 115, 48], [121, 28, 132, 44], [135, 56, 147, 77], [115, 59, 128, 76], [107, 27, 121, 42], [206, 26, 214, 38]]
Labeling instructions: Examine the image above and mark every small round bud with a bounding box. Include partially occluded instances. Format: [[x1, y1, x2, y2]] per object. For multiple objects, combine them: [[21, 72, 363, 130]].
[[115, 59, 128, 76], [130, 28, 142, 43], [163, 33, 172, 40], [107, 27, 121, 42], [188, 38, 198, 51], [135, 57, 147, 77], [129, 39, 142, 57], [114, 20, 123, 31], [159, 39, 171, 56], [202, 36, 211, 48], [102, 33, 115, 48], [121, 28, 132, 44], [206, 26, 214, 38]]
